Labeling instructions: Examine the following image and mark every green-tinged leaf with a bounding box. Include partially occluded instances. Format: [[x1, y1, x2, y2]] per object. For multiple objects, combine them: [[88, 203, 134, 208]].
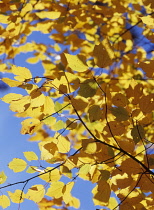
[[26, 166, 37, 174], [78, 79, 97, 98], [65, 53, 88, 72], [53, 120, 65, 131], [23, 151, 38, 161], [79, 164, 91, 175], [8, 158, 27, 172], [43, 116, 56, 126], [110, 106, 129, 121], [0, 171, 7, 184], [88, 105, 101, 122], [54, 101, 63, 113], [131, 125, 145, 144]]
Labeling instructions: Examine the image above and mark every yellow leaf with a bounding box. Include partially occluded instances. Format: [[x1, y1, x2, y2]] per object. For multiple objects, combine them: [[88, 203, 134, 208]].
[[26, 57, 39, 64], [43, 96, 55, 115], [23, 151, 38, 161], [1, 78, 22, 87], [8, 158, 27, 172], [36, 11, 61, 19], [0, 14, 9, 24], [60, 165, 72, 179], [82, 139, 97, 154], [11, 65, 32, 82], [57, 136, 71, 153], [1, 93, 23, 104], [26, 184, 45, 203], [21, 118, 40, 135], [0, 171, 7, 184], [63, 182, 74, 204], [65, 53, 88, 72], [9, 95, 30, 113], [40, 167, 61, 182], [0, 195, 10, 209], [107, 197, 118, 209], [30, 90, 45, 107], [141, 16, 154, 28], [69, 196, 80, 209], [79, 164, 91, 175], [7, 190, 25, 203], [46, 181, 64, 199]]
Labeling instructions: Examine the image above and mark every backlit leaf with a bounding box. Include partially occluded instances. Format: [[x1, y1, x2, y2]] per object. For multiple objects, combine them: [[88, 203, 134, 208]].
[[110, 106, 129, 121], [65, 53, 88, 72], [26, 184, 45, 203], [0, 171, 7, 184], [0, 195, 10, 209], [8, 158, 27, 172], [11, 65, 32, 82], [7, 190, 25, 203], [40, 167, 61, 182], [78, 79, 97, 98], [1, 78, 22, 87], [88, 105, 101, 122], [1, 93, 23, 103], [46, 181, 65, 198], [93, 43, 112, 68], [131, 125, 145, 144], [57, 136, 71, 153], [23, 151, 38, 161]]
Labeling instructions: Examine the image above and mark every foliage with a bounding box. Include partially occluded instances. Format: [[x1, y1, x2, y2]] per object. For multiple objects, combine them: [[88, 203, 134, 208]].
[[0, 0, 154, 209]]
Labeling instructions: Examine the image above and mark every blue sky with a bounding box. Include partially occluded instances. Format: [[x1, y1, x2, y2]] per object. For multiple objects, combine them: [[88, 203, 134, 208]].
[[0, 31, 106, 210]]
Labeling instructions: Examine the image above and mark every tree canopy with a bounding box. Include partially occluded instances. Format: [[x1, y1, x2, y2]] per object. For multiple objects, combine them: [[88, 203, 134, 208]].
[[0, 0, 154, 209]]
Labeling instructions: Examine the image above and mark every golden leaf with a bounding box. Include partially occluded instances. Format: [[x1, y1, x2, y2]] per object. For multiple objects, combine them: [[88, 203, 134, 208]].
[[57, 136, 71, 153], [0, 195, 10, 209], [0, 171, 7, 184], [65, 53, 88, 72], [26, 184, 45, 203], [8, 158, 27, 173], [8, 190, 25, 203], [46, 181, 64, 198], [11, 65, 32, 82], [23, 151, 38, 161]]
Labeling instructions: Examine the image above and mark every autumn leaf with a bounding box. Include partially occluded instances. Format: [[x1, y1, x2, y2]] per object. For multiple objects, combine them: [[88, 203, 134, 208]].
[[8, 158, 27, 172], [26, 185, 45, 203], [65, 53, 88, 72], [110, 106, 129, 121], [0, 171, 7, 184], [23, 151, 38, 161]]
